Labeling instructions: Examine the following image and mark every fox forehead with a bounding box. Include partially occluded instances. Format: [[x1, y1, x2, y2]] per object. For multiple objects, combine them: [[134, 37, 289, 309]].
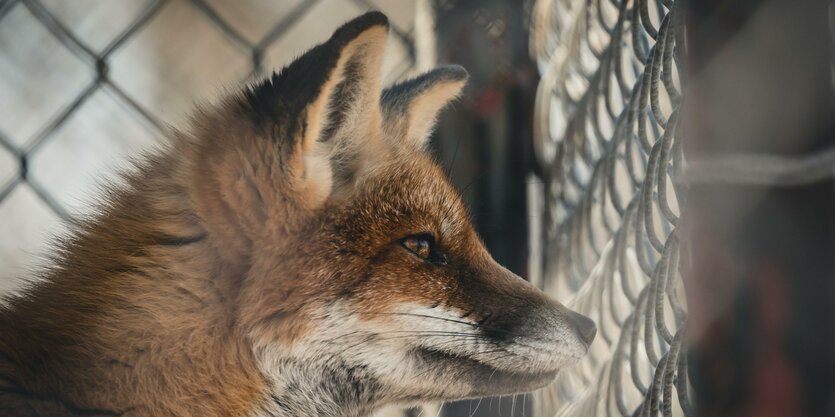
[[322, 153, 472, 247]]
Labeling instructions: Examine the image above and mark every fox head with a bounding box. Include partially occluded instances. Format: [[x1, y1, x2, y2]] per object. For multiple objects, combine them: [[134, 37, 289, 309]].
[[185, 12, 595, 415]]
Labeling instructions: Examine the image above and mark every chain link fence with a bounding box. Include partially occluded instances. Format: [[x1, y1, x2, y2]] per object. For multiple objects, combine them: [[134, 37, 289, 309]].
[[528, 0, 688, 416], [0, 0, 426, 290]]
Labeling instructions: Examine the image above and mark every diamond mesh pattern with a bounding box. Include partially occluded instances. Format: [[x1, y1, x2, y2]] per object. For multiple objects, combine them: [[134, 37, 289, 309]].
[[528, 0, 689, 416]]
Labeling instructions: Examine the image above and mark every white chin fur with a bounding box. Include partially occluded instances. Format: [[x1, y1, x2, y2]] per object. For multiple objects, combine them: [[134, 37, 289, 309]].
[[396, 305, 586, 372], [249, 301, 586, 415]]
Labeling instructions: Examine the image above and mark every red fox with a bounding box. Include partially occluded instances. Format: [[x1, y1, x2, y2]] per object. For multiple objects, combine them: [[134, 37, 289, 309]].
[[0, 12, 595, 417]]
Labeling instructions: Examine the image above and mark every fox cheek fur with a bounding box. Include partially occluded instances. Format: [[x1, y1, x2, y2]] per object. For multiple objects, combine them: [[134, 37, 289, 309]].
[[0, 12, 595, 417]]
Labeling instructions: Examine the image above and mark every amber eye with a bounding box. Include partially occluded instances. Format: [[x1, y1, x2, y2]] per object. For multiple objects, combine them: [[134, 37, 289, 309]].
[[402, 235, 431, 259], [401, 234, 447, 265]]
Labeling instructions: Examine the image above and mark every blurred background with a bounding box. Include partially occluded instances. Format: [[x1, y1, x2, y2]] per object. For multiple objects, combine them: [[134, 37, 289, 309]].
[[1, 0, 833, 417]]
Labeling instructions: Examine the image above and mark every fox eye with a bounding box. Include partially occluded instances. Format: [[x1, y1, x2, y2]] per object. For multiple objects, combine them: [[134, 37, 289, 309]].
[[401, 234, 447, 265], [402, 235, 431, 259]]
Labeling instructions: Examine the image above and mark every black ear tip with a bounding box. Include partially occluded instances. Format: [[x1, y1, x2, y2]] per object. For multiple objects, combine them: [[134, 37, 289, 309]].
[[331, 11, 390, 44], [355, 11, 389, 28], [436, 65, 469, 82]]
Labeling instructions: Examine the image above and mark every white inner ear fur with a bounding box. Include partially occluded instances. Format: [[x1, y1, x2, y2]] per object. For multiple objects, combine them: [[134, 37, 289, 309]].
[[301, 150, 334, 207], [402, 79, 467, 149], [300, 25, 388, 203]]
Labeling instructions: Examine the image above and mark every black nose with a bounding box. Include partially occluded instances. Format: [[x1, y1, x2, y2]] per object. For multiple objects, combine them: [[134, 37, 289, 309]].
[[572, 312, 597, 347]]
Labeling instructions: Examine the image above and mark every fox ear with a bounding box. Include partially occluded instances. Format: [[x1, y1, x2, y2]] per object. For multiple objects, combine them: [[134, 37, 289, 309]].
[[189, 13, 388, 265], [381, 66, 468, 150], [244, 12, 389, 201], [299, 12, 388, 148], [296, 12, 388, 197]]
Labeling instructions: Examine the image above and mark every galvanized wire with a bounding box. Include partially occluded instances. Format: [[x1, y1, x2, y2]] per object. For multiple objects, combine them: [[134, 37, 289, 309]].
[[528, 0, 688, 416]]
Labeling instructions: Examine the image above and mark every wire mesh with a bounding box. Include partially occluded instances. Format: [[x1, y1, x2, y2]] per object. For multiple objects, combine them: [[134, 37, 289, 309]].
[[528, 0, 688, 416]]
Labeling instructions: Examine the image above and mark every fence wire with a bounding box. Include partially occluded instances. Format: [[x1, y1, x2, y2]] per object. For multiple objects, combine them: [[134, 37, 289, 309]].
[[528, 0, 688, 416], [0, 0, 418, 221]]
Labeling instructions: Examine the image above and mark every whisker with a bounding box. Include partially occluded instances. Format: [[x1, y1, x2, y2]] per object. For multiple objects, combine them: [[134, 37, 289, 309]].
[[446, 131, 462, 177], [469, 397, 483, 417], [323, 332, 488, 352], [322, 327, 552, 355], [325, 330, 484, 342], [357, 311, 483, 329], [350, 310, 519, 338]]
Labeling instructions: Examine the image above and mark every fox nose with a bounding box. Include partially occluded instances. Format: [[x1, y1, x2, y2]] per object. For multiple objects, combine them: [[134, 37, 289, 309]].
[[570, 312, 597, 347]]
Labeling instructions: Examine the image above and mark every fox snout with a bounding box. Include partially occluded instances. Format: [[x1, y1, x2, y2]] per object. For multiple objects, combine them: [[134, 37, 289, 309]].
[[483, 298, 596, 370], [468, 265, 597, 372], [372, 255, 597, 398], [485, 297, 597, 353], [572, 310, 598, 347]]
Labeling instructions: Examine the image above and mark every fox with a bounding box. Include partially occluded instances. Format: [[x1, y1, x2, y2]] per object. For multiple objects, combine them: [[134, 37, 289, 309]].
[[0, 12, 595, 417]]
